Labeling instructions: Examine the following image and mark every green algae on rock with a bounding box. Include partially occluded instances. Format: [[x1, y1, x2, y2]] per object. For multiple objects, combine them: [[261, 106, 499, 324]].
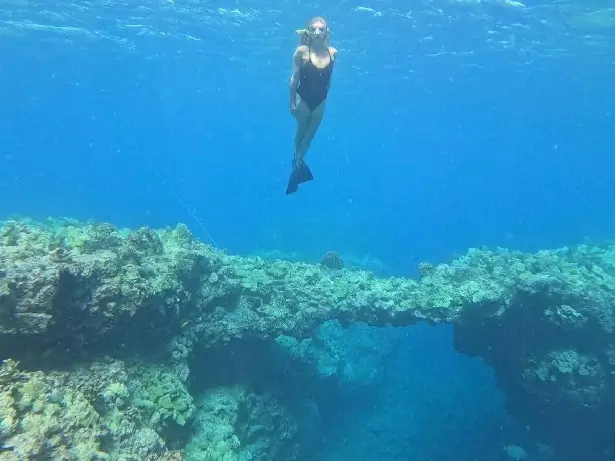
[[0, 359, 107, 460], [0, 358, 190, 460]]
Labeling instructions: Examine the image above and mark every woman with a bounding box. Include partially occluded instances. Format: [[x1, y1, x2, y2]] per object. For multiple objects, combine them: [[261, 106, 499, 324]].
[[286, 16, 338, 195]]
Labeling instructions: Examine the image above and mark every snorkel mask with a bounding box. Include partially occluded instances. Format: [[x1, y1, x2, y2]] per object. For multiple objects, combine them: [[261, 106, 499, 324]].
[[296, 23, 328, 41]]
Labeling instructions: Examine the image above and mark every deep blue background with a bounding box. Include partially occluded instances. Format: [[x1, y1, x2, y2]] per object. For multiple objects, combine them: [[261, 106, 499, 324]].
[[1, 3, 614, 273], [1, 3, 614, 460]]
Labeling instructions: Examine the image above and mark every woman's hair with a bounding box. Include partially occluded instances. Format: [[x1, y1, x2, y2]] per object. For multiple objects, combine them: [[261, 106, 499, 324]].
[[308, 16, 328, 29], [296, 16, 329, 46]]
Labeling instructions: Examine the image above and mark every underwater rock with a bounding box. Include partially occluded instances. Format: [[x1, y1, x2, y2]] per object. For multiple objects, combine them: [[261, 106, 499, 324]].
[[0, 218, 615, 460], [319, 251, 344, 270], [0, 358, 184, 460], [277, 320, 401, 388], [184, 386, 300, 461], [503, 444, 527, 460]]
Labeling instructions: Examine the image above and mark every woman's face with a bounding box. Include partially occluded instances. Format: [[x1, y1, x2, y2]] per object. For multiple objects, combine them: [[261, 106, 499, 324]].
[[308, 21, 328, 41]]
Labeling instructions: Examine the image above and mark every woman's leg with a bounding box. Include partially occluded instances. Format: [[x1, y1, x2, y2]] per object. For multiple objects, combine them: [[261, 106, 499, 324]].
[[295, 101, 326, 165], [293, 97, 312, 164]]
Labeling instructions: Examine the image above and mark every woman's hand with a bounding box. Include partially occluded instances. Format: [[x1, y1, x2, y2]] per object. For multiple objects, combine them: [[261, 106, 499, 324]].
[[290, 100, 296, 116]]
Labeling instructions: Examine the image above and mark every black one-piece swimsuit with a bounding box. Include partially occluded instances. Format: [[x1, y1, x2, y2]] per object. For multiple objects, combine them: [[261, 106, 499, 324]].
[[296, 46, 334, 111]]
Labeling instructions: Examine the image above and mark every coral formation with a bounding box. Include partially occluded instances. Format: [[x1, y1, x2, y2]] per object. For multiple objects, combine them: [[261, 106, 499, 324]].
[[1, 218, 615, 460], [184, 386, 299, 461], [278, 320, 400, 388], [0, 356, 189, 460], [0, 359, 106, 460], [319, 251, 344, 270]]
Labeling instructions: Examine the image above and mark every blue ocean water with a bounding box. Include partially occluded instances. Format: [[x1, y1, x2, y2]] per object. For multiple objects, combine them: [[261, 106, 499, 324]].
[[1, 0, 614, 460]]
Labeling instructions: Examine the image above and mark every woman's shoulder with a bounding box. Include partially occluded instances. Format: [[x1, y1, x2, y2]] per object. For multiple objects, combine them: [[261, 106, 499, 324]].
[[295, 45, 309, 54], [329, 46, 338, 58]]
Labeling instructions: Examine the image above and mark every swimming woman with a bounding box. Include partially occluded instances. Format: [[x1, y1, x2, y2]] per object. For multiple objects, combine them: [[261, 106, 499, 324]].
[[286, 16, 337, 195]]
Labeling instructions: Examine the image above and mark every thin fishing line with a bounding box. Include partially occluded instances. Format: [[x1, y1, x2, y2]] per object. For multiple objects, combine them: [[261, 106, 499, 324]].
[[139, 152, 219, 249]]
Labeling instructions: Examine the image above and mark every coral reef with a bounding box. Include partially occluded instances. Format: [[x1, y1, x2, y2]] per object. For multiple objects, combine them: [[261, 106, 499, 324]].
[[278, 320, 401, 388], [319, 251, 344, 270], [0, 359, 106, 460], [184, 386, 300, 461], [1, 218, 615, 460], [0, 358, 183, 460]]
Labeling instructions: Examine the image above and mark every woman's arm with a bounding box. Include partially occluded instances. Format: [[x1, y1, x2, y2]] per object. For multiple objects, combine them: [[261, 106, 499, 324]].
[[289, 47, 305, 113], [327, 47, 337, 90]]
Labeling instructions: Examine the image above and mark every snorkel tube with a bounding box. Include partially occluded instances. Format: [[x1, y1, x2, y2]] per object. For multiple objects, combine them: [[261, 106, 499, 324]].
[[296, 28, 309, 45]]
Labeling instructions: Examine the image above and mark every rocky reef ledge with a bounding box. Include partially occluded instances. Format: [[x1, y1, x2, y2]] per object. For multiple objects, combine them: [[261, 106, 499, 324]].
[[1, 218, 614, 460]]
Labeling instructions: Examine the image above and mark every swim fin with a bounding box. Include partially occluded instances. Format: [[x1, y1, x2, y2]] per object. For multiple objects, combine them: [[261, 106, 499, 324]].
[[285, 163, 314, 195]]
